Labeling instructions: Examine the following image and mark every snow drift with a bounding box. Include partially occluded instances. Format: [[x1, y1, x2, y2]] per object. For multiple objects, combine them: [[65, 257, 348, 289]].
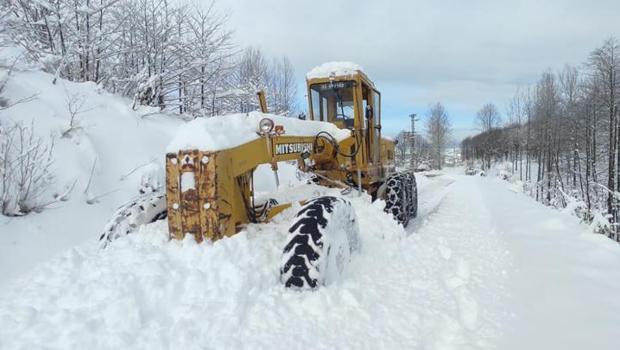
[[0, 66, 182, 283]]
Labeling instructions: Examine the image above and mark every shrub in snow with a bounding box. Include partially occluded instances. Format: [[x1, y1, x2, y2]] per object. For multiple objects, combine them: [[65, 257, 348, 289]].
[[132, 72, 164, 110], [0, 121, 55, 216], [558, 189, 589, 219], [139, 166, 164, 195], [498, 170, 511, 181], [589, 211, 613, 235], [61, 90, 88, 138]]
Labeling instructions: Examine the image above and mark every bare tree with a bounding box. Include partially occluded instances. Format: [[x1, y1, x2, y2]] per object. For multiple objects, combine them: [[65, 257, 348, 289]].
[[62, 90, 90, 138], [267, 56, 297, 115], [476, 103, 502, 132], [394, 131, 409, 167], [425, 102, 451, 169]]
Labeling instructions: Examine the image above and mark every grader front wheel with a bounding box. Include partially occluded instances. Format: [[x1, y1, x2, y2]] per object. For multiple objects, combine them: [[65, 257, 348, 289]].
[[280, 196, 361, 289]]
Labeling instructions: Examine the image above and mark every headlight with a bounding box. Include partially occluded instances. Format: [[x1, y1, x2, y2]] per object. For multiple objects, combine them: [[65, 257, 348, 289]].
[[259, 118, 274, 134]]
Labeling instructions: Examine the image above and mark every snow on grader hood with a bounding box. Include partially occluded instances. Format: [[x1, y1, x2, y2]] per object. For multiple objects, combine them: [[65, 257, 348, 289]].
[[102, 63, 417, 289], [166, 112, 350, 152]]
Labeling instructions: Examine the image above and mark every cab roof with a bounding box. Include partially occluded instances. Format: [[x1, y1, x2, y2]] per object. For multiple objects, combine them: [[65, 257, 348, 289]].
[[306, 61, 374, 87], [306, 62, 364, 80]]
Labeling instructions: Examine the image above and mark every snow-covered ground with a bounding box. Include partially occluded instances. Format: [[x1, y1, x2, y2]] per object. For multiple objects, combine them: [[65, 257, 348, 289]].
[[2, 168, 619, 349]]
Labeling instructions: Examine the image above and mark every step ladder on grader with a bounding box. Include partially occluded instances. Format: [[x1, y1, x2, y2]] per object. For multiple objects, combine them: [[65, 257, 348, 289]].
[[101, 63, 418, 289]]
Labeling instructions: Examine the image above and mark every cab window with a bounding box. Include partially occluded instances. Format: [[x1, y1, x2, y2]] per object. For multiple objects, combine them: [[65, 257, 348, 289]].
[[309, 81, 356, 129]]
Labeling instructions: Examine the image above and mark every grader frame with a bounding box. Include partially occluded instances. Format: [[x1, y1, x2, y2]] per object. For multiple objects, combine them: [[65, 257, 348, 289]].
[[165, 68, 396, 242]]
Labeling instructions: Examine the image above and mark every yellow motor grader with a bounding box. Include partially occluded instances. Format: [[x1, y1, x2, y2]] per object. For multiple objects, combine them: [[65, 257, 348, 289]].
[[101, 63, 417, 288]]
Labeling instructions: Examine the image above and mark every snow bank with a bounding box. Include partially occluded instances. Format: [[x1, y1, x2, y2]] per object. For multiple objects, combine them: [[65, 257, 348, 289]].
[[166, 111, 351, 152], [306, 61, 364, 80], [0, 68, 181, 284]]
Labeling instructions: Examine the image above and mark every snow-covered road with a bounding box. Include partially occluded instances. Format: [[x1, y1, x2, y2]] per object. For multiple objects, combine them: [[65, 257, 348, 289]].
[[1, 173, 619, 349], [479, 178, 620, 350]]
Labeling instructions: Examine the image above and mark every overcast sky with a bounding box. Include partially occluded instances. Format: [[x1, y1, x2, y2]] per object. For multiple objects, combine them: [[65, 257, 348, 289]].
[[212, 0, 620, 139]]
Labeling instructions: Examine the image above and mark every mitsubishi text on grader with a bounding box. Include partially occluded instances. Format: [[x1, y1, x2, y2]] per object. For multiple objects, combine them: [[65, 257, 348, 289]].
[[101, 62, 418, 289]]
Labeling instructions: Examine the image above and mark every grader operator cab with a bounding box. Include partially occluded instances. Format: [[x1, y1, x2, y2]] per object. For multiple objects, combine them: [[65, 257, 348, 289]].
[[101, 62, 418, 289]]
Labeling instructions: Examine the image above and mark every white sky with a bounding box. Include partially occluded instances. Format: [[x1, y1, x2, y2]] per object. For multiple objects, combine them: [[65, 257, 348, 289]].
[[211, 0, 620, 139]]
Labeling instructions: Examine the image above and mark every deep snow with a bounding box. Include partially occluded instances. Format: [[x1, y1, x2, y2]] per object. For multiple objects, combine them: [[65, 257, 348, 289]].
[[2, 171, 620, 349]]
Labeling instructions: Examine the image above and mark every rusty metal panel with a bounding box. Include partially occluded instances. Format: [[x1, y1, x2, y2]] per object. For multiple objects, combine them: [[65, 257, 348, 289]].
[[165, 153, 183, 240], [198, 151, 220, 241], [178, 150, 201, 241]]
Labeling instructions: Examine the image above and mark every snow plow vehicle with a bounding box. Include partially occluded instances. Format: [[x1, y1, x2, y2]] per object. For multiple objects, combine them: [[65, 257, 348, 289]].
[[101, 62, 417, 288]]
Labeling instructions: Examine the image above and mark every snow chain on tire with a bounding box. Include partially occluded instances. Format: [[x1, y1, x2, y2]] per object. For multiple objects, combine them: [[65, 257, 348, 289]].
[[385, 173, 408, 226], [280, 196, 360, 289], [99, 191, 167, 248], [403, 172, 418, 220], [384, 172, 418, 227]]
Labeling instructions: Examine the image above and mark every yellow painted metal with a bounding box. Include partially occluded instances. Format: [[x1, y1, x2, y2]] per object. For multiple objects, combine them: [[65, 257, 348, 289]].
[[166, 67, 397, 242]]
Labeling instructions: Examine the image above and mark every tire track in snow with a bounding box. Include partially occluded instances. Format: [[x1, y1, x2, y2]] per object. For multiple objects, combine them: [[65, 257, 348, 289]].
[[407, 173, 456, 234], [397, 175, 511, 349]]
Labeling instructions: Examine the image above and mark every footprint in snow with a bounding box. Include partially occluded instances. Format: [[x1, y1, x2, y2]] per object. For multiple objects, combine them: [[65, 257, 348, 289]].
[[444, 258, 471, 289], [438, 245, 452, 260], [457, 287, 479, 330], [456, 258, 471, 281]]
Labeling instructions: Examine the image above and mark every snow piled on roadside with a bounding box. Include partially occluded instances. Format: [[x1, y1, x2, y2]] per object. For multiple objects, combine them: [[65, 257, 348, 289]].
[[306, 61, 364, 80], [166, 111, 351, 152]]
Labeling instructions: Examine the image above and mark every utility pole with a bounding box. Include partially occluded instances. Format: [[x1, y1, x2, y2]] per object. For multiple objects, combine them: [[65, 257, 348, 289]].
[[409, 113, 417, 170]]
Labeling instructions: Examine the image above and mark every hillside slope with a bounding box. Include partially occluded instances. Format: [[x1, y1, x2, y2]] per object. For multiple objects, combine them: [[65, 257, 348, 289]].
[[0, 66, 182, 283]]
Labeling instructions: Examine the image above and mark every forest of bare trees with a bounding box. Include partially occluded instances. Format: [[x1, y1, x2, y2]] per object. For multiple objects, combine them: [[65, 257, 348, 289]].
[[1, 0, 297, 117], [394, 129, 432, 169], [462, 38, 620, 241]]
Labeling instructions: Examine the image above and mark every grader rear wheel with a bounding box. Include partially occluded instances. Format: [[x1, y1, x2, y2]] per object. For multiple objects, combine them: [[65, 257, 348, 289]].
[[385, 174, 408, 226], [404, 172, 418, 220], [384, 172, 418, 227], [99, 191, 168, 247]]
